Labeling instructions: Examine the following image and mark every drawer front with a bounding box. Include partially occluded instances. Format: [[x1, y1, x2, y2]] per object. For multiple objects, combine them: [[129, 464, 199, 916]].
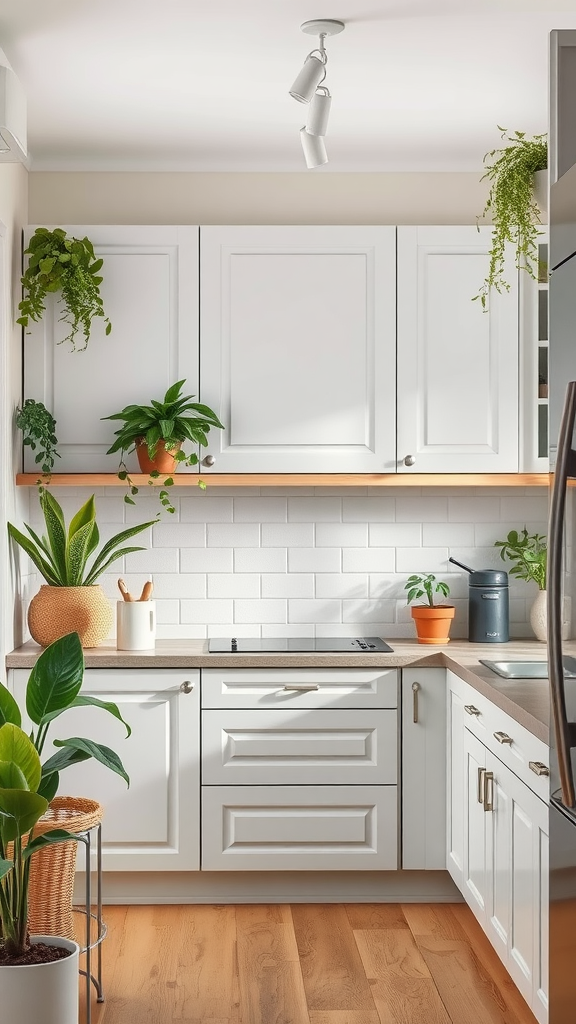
[[201, 667, 397, 710], [202, 709, 397, 785], [447, 671, 550, 802], [201, 785, 398, 870]]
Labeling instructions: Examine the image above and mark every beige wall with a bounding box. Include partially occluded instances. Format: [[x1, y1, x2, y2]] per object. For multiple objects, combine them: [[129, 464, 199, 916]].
[[29, 172, 490, 225], [0, 162, 29, 661]]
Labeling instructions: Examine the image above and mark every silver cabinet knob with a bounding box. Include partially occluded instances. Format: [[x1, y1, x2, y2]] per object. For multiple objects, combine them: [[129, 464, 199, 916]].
[[464, 705, 481, 717], [403, 454, 416, 467], [180, 681, 194, 694], [529, 761, 550, 777], [201, 454, 215, 467]]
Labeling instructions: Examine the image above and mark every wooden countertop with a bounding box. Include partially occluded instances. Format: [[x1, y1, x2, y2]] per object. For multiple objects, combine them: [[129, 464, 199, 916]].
[[7, 637, 561, 744]]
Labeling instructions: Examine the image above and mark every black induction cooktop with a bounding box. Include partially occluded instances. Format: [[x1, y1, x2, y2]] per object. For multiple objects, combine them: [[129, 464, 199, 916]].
[[208, 637, 393, 653]]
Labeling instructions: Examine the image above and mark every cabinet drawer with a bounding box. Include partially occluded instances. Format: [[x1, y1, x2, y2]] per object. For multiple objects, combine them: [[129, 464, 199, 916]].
[[447, 671, 550, 802], [201, 667, 397, 709], [201, 785, 398, 870], [202, 709, 397, 785]]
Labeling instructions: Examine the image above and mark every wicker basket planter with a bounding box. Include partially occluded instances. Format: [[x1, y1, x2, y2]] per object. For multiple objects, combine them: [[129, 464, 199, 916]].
[[27, 797, 103, 940], [28, 585, 113, 648]]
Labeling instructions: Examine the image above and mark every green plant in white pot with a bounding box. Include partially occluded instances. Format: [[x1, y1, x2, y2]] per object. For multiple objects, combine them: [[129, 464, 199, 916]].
[[494, 527, 547, 641], [475, 127, 548, 309], [7, 491, 156, 648], [0, 631, 130, 1023]]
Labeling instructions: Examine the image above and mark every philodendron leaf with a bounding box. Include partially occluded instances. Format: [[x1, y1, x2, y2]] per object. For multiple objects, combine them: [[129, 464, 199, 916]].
[[0, 684, 21, 728], [0, 724, 41, 792], [0, 761, 29, 790], [37, 770, 59, 803], [0, 789, 49, 842], [38, 696, 131, 738], [53, 737, 130, 786], [23, 828, 82, 861], [26, 632, 84, 726]]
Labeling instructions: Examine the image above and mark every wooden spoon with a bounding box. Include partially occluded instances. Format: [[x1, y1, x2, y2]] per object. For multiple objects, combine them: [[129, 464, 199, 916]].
[[117, 579, 134, 602], [139, 581, 154, 602]]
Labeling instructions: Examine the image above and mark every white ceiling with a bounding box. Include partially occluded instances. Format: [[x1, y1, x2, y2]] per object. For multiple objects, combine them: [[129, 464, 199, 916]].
[[0, 0, 575, 172]]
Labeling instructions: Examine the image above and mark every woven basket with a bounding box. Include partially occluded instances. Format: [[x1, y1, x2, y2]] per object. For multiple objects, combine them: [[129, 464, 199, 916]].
[[27, 796, 103, 939], [28, 585, 113, 648]]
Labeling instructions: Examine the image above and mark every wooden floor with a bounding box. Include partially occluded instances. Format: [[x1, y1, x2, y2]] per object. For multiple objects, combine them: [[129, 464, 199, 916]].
[[79, 903, 538, 1024]]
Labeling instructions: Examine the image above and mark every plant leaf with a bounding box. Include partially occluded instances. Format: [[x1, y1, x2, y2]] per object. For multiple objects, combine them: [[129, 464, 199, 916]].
[[83, 520, 155, 583], [0, 684, 21, 728], [26, 632, 84, 726], [40, 490, 67, 581], [0, 761, 29, 790], [52, 737, 130, 786], [65, 519, 98, 586], [7, 522, 61, 586], [0, 857, 12, 880], [37, 770, 59, 802], [39, 695, 131, 738], [40, 746, 90, 779], [23, 828, 83, 860], [0, 724, 41, 792], [68, 495, 96, 540], [0, 789, 48, 842]]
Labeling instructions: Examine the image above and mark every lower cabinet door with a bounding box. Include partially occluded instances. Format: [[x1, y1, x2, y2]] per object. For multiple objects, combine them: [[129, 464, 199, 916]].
[[462, 727, 489, 927], [202, 785, 397, 870]]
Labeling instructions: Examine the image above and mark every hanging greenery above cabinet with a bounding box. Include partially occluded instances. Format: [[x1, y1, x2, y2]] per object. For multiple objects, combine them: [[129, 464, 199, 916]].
[[17, 227, 112, 350]]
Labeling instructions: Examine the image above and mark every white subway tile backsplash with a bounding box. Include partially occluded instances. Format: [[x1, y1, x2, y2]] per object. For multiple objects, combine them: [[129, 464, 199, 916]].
[[474, 521, 546, 546], [153, 573, 206, 599], [448, 497, 501, 522], [153, 523, 206, 547], [262, 624, 315, 638], [395, 548, 449, 573], [289, 549, 341, 573], [423, 523, 475, 547], [369, 523, 421, 547], [262, 523, 314, 547], [262, 574, 314, 598], [343, 600, 395, 623], [343, 498, 394, 522], [156, 600, 180, 624], [288, 497, 341, 522], [208, 574, 260, 598], [315, 574, 368, 599], [181, 497, 233, 522], [235, 599, 287, 624], [208, 624, 263, 638], [181, 599, 233, 623], [500, 497, 549, 521], [316, 523, 368, 547], [288, 599, 341, 623], [369, 574, 405, 599], [395, 497, 448, 522], [181, 549, 233, 573], [343, 549, 394, 573], [125, 548, 179, 573], [235, 548, 287, 573], [234, 497, 287, 522], [208, 523, 260, 547]]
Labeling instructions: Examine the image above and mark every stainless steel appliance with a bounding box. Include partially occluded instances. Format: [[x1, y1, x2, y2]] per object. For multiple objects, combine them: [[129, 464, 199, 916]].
[[208, 636, 393, 653]]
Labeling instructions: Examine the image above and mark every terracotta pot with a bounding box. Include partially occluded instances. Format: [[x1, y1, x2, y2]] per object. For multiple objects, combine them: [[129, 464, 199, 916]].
[[0, 935, 79, 1024], [411, 604, 456, 645], [28, 585, 113, 648], [136, 438, 181, 475]]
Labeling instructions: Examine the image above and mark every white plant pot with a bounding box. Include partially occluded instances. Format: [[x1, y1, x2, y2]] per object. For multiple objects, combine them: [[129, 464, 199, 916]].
[[533, 168, 548, 217], [529, 589, 547, 642], [0, 935, 79, 1024]]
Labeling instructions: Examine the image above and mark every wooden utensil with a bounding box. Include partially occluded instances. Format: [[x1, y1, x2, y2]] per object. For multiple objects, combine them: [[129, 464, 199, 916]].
[[118, 579, 134, 602], [139, 581, 154, 602]]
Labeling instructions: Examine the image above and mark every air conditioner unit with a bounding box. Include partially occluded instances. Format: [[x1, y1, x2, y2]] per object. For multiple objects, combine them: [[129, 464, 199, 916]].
[[0, 65, 27, 163]]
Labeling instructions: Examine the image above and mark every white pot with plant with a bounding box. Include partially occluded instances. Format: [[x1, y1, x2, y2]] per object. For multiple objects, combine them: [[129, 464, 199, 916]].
[[8, 491, 156, 648], [494, 527, 547, 641], [475, 127, 548, 310], [0, 631, 130, 1023]]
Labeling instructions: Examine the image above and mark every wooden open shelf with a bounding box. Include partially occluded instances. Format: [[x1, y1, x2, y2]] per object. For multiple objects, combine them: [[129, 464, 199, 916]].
[[16, 473, 551, 488]]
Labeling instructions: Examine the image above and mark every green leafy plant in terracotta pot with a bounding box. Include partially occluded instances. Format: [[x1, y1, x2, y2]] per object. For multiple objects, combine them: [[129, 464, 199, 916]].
[[102, 379, 224, 514], [0, 631, 129, 1024], [494, 527, 547, 641], [17, 227, 111, 350], [404, 573, 455, 645], [475, 128, 548, 309], [7, 491, 156, 648]]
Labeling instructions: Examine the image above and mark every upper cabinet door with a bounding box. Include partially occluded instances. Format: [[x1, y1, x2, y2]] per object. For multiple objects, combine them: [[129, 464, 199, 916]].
[[397, 227, 519, 473], [23, 226, 199, 473], [199, 226, 397, 473]]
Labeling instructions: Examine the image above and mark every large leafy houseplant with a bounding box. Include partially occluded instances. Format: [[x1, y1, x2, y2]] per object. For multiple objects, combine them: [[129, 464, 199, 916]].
[[0, 632, 129, 962], [102, 379, 224, 513], [494, 527, 547, 591], [475, 128, 548, 309], [17, 227, 112, 351]]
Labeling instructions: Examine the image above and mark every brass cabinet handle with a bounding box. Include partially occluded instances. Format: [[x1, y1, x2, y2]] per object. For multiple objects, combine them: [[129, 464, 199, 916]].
[[180, 681, 194, 694], [464, 705, 481, 717], [283, 683, 320, 691], [493, 731, 513, 745], [529, 761, 550, 777], [477, 767, 486, 804], [483, 771, 494, 811], [412, 681, 421, 723]]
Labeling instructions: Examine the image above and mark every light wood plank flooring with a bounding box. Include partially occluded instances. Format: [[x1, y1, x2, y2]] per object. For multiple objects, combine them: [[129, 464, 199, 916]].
[[79, 903, 538, 1024]]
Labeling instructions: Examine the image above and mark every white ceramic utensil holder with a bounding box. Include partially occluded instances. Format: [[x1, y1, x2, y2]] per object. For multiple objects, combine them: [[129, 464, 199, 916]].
[[117, 600, 156, 650]]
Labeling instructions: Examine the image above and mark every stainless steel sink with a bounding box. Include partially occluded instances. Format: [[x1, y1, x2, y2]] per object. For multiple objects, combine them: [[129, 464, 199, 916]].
[[479, 657, 576, 679]]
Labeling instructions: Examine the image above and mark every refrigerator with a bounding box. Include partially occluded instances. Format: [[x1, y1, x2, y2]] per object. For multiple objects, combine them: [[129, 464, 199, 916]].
[[548, 157, 576, 1023]]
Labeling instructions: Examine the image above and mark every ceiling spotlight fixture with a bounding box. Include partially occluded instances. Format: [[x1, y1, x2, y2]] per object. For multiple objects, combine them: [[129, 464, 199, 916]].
[[289, 19, 344, 169]]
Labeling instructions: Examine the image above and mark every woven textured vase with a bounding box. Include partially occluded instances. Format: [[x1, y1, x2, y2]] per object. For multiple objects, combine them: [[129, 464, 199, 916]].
[[28, 585, 113, 648], [26, 797, 103, 940]]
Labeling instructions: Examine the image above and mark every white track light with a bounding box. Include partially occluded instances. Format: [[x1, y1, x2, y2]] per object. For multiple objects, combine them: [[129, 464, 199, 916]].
[[300, 127, 328, 169], [289, 53, 326, 104], [306, 87, 331, 137]]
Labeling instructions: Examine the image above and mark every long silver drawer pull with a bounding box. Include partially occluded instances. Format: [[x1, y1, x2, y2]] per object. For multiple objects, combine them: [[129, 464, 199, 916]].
[[529, 761, 550, 777], [283, 683, 320, 691], [412, 681, 421, 723], [483, 771, 494, 811], [464, 705, 481, 717], [493, 731, 513, 745], [478, 767, 486, 804], [180, 681, 194, 694]]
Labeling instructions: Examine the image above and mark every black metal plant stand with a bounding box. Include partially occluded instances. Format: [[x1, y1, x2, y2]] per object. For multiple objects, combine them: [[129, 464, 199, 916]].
[[73, 822, 107, 1024]]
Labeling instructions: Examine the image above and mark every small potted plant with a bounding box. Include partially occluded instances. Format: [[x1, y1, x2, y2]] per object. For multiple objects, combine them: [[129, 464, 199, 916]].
[[404, 573, 455, 644], [494, 527, 547, 641], [17, 227, 111, 351], [15, 399, 60, 481], [0, 631, 129, 1024], [475, 127, 548, 309], [102, 379, 224, 514], [8, 491, 156, 648]]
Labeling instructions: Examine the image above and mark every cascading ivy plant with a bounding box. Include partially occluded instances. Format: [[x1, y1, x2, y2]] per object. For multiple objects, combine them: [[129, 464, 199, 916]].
[[474, 127, 548, 310], [17, 228, 111, 351]]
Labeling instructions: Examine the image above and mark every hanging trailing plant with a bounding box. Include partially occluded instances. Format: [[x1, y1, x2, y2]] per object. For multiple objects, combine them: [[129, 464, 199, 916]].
[[474, 127, 547, 309], [15, 399, 60, 481], [17, 228, 112, 350]]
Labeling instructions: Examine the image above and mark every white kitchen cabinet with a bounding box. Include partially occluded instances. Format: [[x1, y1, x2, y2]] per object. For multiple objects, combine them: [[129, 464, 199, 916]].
[[462, 725, 491, 924], [12, 668, 200, 871], [519, 231, 549, 472], [401, 668, 447, 869], [397, 226, 519, 473], [447, 683, 465, 890], [199, 226, 397, 473], [23, 225, 199, 473]]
